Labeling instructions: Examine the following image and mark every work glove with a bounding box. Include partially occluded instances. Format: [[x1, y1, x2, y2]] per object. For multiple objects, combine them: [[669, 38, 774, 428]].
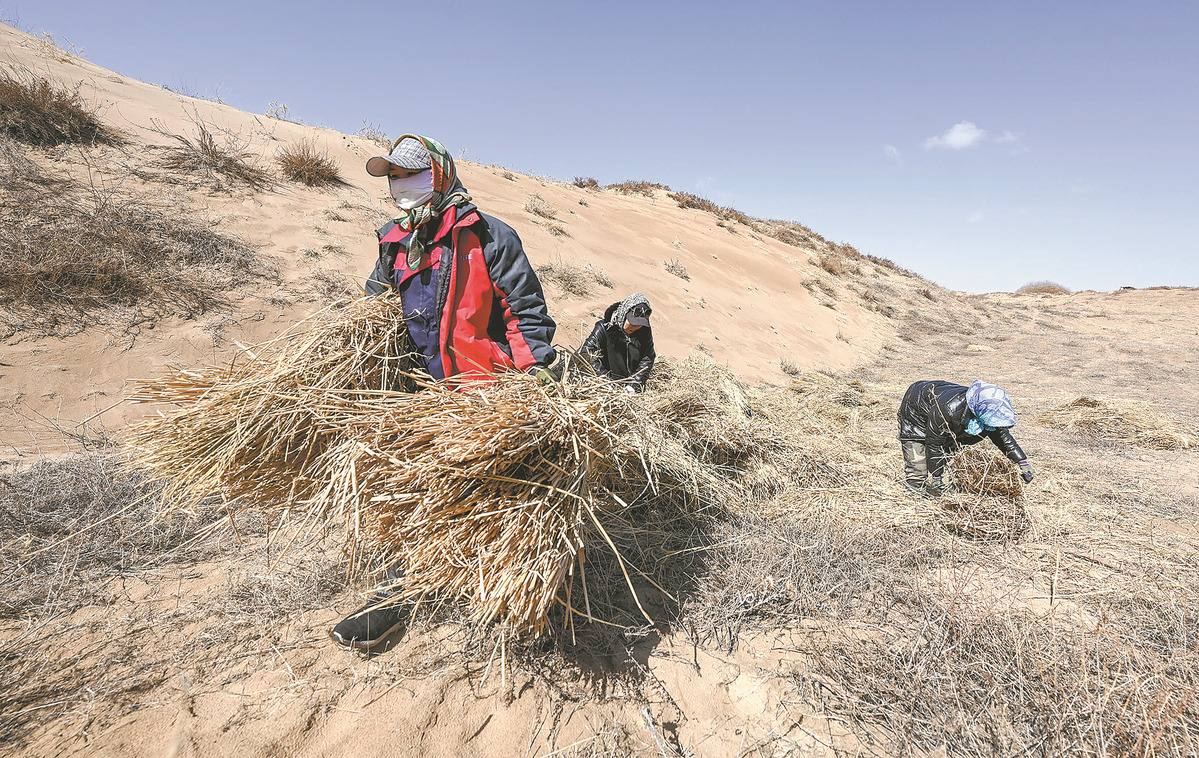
[[1018, 461, 1034, 483], [624, 385, 637, 395], [925, 477, 948, 498], [535, 368, 557, 387]]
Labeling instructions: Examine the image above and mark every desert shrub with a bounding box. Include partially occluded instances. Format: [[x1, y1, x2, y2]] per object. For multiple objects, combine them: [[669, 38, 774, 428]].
[[277, 139, 344, 187], [356, 120, 391, 149], [664, 258, 690, 281], [1017, 280, 1070, 295], [524, 193, 557, 219], [573, 176, 599, 189], [158, 119, 271, 190], [606, 180, 668, 197], [0, 64, 113, 146], [535, 258, 613, 297], [0, 165, 271, 335], [817, 252, 847, 277], [779, 357, 801, 376], [669, 191, 721, 213]]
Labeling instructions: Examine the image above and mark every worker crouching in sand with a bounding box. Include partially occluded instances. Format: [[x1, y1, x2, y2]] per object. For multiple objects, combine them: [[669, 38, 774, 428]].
[[331, 134, 558, 651], [897, 379, 1034, 497], [580, 294, 656, 393]]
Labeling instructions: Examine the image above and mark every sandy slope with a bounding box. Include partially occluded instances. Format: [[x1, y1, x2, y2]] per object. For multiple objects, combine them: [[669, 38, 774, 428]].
[[5, 23, 1199, 758], [1, 21, 940, 461]]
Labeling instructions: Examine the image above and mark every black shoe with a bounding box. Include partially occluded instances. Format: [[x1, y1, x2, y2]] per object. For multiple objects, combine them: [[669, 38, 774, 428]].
[[330, 597, 408, 651], [903, 481, 925, 497]]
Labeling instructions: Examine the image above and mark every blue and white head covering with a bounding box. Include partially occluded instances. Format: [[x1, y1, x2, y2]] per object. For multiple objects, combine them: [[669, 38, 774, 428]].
[[964, 380, 1017, 435]]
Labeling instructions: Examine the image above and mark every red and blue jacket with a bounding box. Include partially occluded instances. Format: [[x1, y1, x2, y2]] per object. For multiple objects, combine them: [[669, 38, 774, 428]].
[[365, 204, 557, 381]]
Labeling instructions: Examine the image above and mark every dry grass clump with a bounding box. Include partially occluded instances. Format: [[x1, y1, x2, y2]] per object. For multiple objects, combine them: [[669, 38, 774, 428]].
[[663, 258, 690, 280], [0, 64, 113, 146], [0, 162, 269, 335], [524, 192, 557, 219], [535, 258, 613, 297], [1038, 396, 1194, 449], [277, 138, 344, 187], [606, 180, 668, 197], [157, 119, 271, 191], [1017, 280, 1070, 295], [668, 191, 752, 228], [0, 454, 219, 620], [573, 176, 599, 189]]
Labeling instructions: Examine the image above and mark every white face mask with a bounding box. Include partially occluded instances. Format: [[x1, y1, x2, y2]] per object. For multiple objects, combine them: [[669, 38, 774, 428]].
[[389, 170, 435, 210]]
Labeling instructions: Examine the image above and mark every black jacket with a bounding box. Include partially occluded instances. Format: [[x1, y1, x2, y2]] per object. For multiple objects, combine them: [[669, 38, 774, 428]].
[[897, 380, 1027, 478], [580, 303, 655, 391]]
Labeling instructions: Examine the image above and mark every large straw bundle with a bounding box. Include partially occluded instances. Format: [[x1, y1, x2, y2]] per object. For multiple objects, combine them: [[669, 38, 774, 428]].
[[307, 380, 640, 634], [949, 446, 1024, 500], [127, 299, 774, 635], [126, 297, 418, 511], [1037, 396, 1194, 450], [944, 446, 1027, 540]]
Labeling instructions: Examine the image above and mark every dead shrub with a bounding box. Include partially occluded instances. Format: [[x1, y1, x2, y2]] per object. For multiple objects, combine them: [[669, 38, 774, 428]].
[[573, 176, 599, 189], [277, 138, 344, 187], [779, 357, 801, 376], [664, 258, 690, 280], [157, 118, 271, 191], [0, 64, 113, 146], [524, 193, 557, 219], [817, 252, 847, 277], [1017, 280, 1070, 295], [356, 120, 391, 149], [535, 258, 613, 297], [0, 166, 271, 335]]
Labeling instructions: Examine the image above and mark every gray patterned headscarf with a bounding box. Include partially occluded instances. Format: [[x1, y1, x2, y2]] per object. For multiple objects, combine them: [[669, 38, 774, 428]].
[[609, 292, 651, 328]]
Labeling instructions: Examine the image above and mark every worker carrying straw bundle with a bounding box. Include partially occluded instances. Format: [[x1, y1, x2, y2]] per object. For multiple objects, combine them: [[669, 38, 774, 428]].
[[333, 133, 559, 649], [897, 380, 1034, 498]]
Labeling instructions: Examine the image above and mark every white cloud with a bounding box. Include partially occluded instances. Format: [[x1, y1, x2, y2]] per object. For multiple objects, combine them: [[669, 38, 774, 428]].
[[996, 130, 1019, 143], [968, 211, 984, 223], [884, 144, 901, 163], [924, 121, 987, 150]]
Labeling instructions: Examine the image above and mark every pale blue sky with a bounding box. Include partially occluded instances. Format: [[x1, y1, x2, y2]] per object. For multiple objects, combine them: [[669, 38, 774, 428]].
[[6, 1, 1196, 293]]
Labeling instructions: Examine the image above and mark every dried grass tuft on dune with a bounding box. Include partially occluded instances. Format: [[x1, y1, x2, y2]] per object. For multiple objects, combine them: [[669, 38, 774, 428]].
[[1038, 395, 1194, 450]]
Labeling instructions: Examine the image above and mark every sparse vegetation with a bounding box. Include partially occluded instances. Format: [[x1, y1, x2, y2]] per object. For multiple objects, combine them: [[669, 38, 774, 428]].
[[157, 117, 271, 191], [356, 120, 391, 149], [535, 258, 613, 297], [0, 156, 271, 335], [573, 176, 599, 189], [606, 180, 668, 197], [1017, 280, 1071, 295], [664, 258, 690, 280], [779, 357, 801, 376], [0, 63, 113, 146], [277, 138, 344, 187], [817, 252, 848, 276], [524, 192, 557, 219]]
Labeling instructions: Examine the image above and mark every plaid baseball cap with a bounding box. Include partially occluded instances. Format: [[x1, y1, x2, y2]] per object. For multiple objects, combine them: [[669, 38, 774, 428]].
[[366, 136, 431, 177]]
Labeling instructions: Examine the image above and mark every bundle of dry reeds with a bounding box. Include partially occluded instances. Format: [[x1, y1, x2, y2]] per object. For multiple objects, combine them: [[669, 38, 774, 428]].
[[126, 296, 417, 511], [1038, 395, 1194, 450], [944, 446, 1027, 540], [127, 300, 781, 635]]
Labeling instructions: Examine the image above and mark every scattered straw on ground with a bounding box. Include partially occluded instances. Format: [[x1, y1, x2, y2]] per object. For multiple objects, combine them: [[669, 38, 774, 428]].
[[1038, 395, 1195, 449]]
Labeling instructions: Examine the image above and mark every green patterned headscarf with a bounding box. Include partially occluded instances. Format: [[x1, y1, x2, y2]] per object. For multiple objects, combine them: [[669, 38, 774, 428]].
[[392, 134, 473, 268]]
